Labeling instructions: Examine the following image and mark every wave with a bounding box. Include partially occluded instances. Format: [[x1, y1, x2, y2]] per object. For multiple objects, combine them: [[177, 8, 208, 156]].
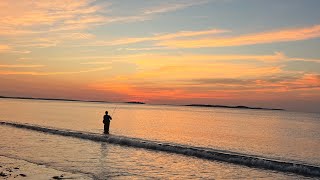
[[1, 121, 320, 177]]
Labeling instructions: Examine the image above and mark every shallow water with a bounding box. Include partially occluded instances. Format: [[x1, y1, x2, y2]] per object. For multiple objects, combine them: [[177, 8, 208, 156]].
[[0, 126, 309, 179], [0, 98, 320, 179]]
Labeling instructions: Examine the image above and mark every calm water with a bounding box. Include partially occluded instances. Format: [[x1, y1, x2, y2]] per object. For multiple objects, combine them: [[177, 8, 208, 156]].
[[0, 98, 320, 179]]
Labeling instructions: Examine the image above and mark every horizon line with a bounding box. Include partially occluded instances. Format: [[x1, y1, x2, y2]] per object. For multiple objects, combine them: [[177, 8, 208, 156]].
[[0, 95, 285, 112]]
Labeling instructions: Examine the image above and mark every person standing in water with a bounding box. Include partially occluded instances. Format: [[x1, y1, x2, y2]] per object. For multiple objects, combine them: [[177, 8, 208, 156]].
[[103, 111, 112, 134]]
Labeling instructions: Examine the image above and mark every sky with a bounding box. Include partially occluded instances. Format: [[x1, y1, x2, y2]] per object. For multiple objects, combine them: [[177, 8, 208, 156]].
[[1, 0, 320, 113]]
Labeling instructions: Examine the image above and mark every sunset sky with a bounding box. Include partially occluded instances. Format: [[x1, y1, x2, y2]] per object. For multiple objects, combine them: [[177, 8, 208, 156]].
[[1, 0, 320, 113]]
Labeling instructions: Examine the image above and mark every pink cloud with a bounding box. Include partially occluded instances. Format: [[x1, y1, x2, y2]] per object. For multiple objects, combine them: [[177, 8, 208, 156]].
[[157, 25, 320, 48]]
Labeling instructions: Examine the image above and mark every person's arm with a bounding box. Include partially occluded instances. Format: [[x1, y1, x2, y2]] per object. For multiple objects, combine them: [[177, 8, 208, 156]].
[[109, 115, 112, 120]]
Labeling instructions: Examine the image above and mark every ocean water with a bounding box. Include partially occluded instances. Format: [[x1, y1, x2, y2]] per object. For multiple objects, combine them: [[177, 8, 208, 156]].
[[0, 98, 319, 179]]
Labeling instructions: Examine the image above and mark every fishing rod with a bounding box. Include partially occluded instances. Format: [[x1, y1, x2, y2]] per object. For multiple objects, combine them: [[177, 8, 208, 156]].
[[111, 106, 117, 116]]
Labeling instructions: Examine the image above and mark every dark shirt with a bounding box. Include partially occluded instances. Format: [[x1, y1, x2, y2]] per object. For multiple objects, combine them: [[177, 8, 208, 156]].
[[103, 115, 112, 124]]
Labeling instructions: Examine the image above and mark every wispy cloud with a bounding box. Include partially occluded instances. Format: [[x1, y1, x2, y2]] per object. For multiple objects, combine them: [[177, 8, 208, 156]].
[[91, 62, 283, 93], [85, 24, 320, 49], [0, 0, 215, 49], [90, 71, 320, 102], [127, 64, 282, 80], [0, 64, 44, 68], [80, 28, 228, 47], [0, 45, 31, 54], [115, 28, 228, 45], [0, 0, 106, 50], [57, 52, 307, 66], [0, 67, 109, 76], [287, 57, 320, 63], [0, 0, 104, 31], [65, 33, 96, 40], [143, 0, 209, 15], [1, 0, 155, 51], [157, 25, 320, 48], [117, 47, 168, 51], [9, 32, 95, 49], [0, 0, 208, 37], [18, 57, 32, 61], [131, 52, 286, 66], [80, 62, 113, 65], [186, 74, 320, 93], [0, 45, 11, 52]]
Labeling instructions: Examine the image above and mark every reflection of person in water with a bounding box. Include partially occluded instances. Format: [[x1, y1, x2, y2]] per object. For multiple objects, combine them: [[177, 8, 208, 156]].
[[98, 142, 110, 178], [103, 111, 112, 134]]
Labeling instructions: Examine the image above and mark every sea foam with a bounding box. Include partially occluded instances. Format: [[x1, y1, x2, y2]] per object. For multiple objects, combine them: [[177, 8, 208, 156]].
[[1, 121, 319, 177]]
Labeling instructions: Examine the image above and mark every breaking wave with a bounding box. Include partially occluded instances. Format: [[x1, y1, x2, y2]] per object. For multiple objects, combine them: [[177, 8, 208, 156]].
[[1, 121, 320, 177]]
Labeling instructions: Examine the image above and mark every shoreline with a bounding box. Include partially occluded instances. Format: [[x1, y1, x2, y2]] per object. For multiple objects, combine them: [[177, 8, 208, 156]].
[[0, 155, 90, 179]]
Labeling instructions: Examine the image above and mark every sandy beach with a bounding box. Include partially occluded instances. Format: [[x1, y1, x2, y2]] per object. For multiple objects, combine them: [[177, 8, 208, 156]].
[[0, 156, 90, 180]]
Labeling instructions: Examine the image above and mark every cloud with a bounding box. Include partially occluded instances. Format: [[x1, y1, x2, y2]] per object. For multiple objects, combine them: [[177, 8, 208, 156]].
[[80, 62, 113, 65], [0, 44, 31, 54], [9, 32, 95, 48], [56, 52, 302, 68], [90, 81, 228, 101], [83, 24, 320, 49], [0, 0, 102, 27], [117, 47, 168, 51], [86, 28, 228, 46], [90, 72, 320, 102], [54, 52, 318, 73], [0, 0, 217, 49], [61, 33, 96, 40], [0, 0, 209, 38], [86, 50, 320, 102], [0, 45, 11, 52], [157, 25, 320, 48], [18, 57, 32, 61], [0, 67, 109, 76], [0, 64, 45, 68], [287, 57, 320, 63], [90, 62, 283, 92], [112, 52, 286, 68], [143, 1, 209, 15], [191, 74, 320, 92], [0, 28, 37, 36], [126, 64, 282, 80], [11, 50, 32, 54], [0, 0, 107, 49], [2, 0, 207, 49]]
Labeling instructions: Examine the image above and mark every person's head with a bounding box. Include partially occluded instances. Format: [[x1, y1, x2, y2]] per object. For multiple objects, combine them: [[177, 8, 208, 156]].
[[105, 111, 108, 115]]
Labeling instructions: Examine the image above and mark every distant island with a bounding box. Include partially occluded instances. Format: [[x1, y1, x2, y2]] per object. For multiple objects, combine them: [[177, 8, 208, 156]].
[[0, 96, 108, 103], [125, 101, 145, 104], [0, 95, 283, 111], [0, 96, 148, 105], [186, 104, 284, 111]]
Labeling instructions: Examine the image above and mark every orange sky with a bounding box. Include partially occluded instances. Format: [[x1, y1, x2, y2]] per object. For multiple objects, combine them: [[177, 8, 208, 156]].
[[1, 0, 320, 113]]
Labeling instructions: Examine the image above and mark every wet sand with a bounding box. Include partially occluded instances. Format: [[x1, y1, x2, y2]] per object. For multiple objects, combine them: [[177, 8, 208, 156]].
[[0, 156, 90, 179]]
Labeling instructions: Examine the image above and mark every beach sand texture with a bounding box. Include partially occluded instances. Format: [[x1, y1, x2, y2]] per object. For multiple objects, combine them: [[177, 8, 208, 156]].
[[0, 156, 90, 180]]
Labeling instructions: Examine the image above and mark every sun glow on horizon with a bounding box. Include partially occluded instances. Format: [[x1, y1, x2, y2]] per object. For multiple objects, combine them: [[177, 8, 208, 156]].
[[1, 0, 320, 113]]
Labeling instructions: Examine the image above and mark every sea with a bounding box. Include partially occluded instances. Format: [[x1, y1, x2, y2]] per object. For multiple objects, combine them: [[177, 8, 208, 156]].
[[0, 98, 319, 179]]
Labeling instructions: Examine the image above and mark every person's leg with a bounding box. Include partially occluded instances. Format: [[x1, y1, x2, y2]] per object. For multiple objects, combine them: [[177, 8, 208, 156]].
[[104, 121, 110, 134], [104, 124, 108, 134]]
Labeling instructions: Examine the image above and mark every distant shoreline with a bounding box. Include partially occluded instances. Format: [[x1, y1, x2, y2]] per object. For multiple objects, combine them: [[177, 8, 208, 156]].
[[0, 95, 108, 103], [185, 104, 284, 111], [0, 96, 284, 111]]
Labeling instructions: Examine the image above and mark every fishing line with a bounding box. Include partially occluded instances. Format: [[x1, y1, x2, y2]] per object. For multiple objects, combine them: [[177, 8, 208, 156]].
[[111, 106, 117, 116]]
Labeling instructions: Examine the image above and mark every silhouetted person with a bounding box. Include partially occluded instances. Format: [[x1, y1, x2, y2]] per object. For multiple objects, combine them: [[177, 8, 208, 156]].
[[103, 111, 112, 134]]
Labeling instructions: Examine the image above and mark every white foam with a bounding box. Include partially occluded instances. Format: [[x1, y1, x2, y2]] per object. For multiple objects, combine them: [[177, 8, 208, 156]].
[[1, 121, 320, 177]]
